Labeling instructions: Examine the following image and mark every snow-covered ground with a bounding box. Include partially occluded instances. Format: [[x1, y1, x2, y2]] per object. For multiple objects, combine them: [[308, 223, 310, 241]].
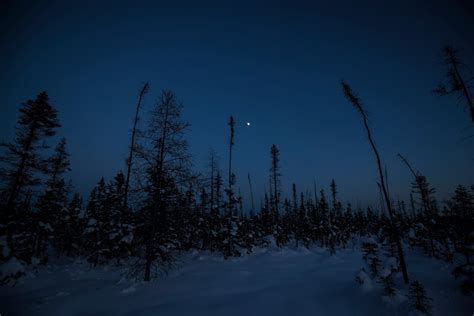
[[1, 245, 472, 316]]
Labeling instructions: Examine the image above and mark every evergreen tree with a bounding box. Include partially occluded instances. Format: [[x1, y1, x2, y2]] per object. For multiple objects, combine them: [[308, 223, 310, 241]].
[[208, 171, 223, 251], [269, 144, 281, 216], [34, 138, 71, 258], [0, 92, 60, 261], [225, 116, 237, 214], [107, 171, 133, 262], [446, 185, 474, 293], [398, 155, 438, 257], [135, 90, 192, 281], [207, 149, 219, 213], [361, 240, 381, 278], [83, 178, 109, 266], [381, 273, 396, 298], [330, 179, 338, 213], [319, 189, 330, 247], [221, 116, 239, 258], [1, 92, 61, 210], [407, 280, 432, 315], [64, 193, 84, 256], [297, 192, 310, 247], [433, 46, 474, 123]]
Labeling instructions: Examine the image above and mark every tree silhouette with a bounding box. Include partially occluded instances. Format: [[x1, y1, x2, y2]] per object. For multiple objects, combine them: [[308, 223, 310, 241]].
[[124, 82, 149, 208], [1, 92, 60, 211], [433, 46, 474, 123], [342, 81, 409, 284]]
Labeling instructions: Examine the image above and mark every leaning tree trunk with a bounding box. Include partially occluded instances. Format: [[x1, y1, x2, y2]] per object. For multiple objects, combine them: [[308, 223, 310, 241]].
[[124, 83, 149, 208], [342, 81, 409, 284]]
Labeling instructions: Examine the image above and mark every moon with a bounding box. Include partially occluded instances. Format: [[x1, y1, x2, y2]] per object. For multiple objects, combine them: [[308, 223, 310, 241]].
[[246, 122, 251, 126]]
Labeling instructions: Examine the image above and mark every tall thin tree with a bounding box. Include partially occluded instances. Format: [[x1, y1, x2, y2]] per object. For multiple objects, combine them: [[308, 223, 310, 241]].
[[342, 81, 409, 284], [313, 179, 319, 207], [270, 144, 281, 214], [330, 179, 338, 211], [124, 82, 149, 208], [207, 148, 219, 213], [248, 173, 255, 213], [136, 90, 191, 281], [227, 116, 235, 215]]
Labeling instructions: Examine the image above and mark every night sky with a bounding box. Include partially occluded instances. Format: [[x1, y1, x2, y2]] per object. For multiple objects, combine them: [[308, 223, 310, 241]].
[[1, 0, 473, 208]]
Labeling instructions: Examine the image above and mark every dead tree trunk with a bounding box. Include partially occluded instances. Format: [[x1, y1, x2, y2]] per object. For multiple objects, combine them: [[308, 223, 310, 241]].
[[124, 83, 149, 208], [248, 173, 255, 213], [342, 81, 409, 284]]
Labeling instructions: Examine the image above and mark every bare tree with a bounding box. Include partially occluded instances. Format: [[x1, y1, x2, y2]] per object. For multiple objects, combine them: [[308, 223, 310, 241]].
[[124, 83, 149, 208], [342, 81, 409, 284], [248, 173, 255, 213]]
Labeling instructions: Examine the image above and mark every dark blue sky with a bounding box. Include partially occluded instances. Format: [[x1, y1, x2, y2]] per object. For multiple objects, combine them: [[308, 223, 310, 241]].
[[1, 0, 473, 208]]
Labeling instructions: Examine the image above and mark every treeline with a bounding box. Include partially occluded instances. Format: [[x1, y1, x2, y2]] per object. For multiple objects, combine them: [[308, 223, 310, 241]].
[[0, 46, 472, 297]]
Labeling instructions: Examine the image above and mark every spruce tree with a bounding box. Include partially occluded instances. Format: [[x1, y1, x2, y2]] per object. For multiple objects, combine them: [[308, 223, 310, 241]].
[[107, 171, 133, 262], [1, 92, 61, 210], [361, 240, 381, 278], [135, 90, 192, 281], [207, 149, 219, 214], [269, 144, 281, 216], [381, 273, 396, 298], [433, 46, 474, 123], [209, 171, 223, 251], [446, 185, 474, 292], [330, 179, 338, 213], [64, 193, 84, 256], [35, 138, 71, 258], [398, 154, 438, 257], [407, 280, 432, 315], [83, 178, 109, 266], [0, 92, 60, 261], [221, 116, 239, 258]]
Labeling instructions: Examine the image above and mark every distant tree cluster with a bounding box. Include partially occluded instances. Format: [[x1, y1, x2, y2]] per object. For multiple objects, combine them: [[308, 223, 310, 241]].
[[0, 46, 472, 302]]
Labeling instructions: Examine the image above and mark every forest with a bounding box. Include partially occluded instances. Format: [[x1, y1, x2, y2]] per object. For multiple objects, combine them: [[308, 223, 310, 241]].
[[0, 45, 473, 315]]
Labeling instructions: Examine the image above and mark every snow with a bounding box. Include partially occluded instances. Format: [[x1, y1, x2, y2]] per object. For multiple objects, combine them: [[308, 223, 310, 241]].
[[356, 268, 374, 291], [121, 285, 137, 294], [0, 247, 472, 315], [380, 257, 398, 278], [0, 257, 25, 279]]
